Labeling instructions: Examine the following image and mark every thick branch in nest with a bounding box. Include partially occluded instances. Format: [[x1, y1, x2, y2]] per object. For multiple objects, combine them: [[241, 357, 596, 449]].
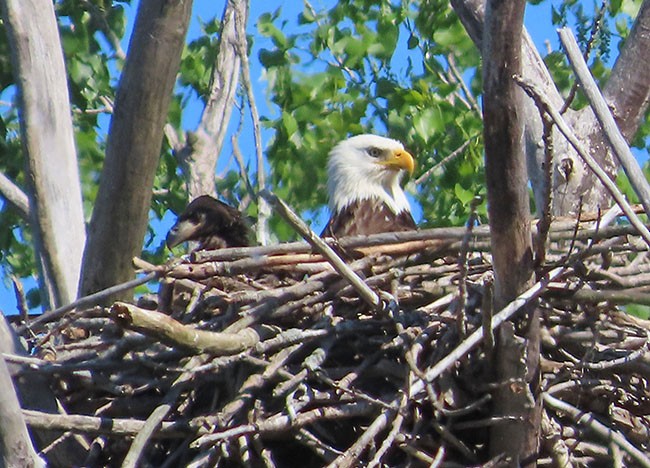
[[109, 302, 260, 355]]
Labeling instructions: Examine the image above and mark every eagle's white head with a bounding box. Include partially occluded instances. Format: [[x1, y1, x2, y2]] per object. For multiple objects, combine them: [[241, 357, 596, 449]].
[[327, 134, 415, 215]]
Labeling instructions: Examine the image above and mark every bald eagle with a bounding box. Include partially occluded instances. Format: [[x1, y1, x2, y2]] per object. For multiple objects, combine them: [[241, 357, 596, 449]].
[[166, 195, 250, 251], [321, 134, 417, 238]]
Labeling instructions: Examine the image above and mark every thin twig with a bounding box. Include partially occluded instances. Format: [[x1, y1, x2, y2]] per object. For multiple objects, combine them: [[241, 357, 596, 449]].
[[514, 75, 650, 249], [232, 0, 270, 246], [456, 196, 481, 336], [260, 190, 381, 310], [543, 393, 650, 468], [415, 139, 472, 186], [17, 271, 160, 333]]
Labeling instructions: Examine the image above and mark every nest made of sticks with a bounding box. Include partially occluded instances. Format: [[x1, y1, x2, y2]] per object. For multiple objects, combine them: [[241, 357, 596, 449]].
[[8, 212, 650, 467]]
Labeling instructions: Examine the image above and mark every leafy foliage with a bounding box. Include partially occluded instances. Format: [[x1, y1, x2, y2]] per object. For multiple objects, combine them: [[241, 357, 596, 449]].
[[257, 0, 487, 236], [0, 0, 647, 307]]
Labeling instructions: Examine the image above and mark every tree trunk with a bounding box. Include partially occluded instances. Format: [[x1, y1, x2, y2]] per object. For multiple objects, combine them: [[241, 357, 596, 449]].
[[602, 0, 650, 141], [452, 0, 650, 217], [1, 0, 86, 309], [79, 0, 193, 298], [0, 355, 43, 468], [0, 315, 45, 468], [482, 0, 538, 464]]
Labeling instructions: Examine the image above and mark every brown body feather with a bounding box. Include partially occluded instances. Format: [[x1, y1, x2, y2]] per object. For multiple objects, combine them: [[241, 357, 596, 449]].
[[321, 197, 416, 238]]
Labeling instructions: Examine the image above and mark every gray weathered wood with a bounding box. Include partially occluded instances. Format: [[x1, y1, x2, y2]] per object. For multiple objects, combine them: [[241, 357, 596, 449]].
[[1, 0, 86, 308], [0, 315, 45, 468], [176, 0, 245, 200], [451, 0, 650, 218], [560, 27, 650, 217], [0, 172, 29, 219], [0, 354, 44, 468], [602, 0, 650, 141], [79, 0, 193, 298]]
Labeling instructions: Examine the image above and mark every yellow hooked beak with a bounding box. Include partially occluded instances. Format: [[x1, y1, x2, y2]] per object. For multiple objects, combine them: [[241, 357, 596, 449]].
[[378, 148, 415, 175]]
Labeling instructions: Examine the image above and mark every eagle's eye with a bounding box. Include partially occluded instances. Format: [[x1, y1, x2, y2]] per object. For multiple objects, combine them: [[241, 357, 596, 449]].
[[367, 147, 382, 158], [188, 212, 204, 225]]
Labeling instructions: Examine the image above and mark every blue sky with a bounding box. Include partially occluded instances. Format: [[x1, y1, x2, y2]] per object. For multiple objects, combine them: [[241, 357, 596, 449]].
[[0, 1, 642, 314]]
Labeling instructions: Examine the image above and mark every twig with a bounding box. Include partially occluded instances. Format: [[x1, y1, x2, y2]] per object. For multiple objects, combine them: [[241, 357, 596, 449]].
[[295, 429, 341, 462], [11, 275, 29, 323], [326, 408, 393, 468], [260, 190, 381, 310], [232, 0, 269, 246], [481, 274, 495, 356], [543, 393, 650, 468], [231, 135, 256, 201], [541, 410, 574, 468], [447, 54, 481, 114], [414, 139, 472, 185], [533, 106, 555, 268], [121, 365, 196, 468], [193, 402, 375, 447], [22, 409, 187, 437], [559, 27, 650, 216], [17, 271, 160, 333], [217, 344, 303, 425], [367, 395, 407, 468], [546, 287, 650, 307], [456, 196, 481, 336], [558, 2, 607, 114], [514, 75, 650, 249]]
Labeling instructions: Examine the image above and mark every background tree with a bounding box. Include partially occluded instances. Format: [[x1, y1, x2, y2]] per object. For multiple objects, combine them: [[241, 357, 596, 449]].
[[78, 0, 192, 298], [0, 0, 648, 464], [1, 0, 86, 310], [0, 0, 648, 313]]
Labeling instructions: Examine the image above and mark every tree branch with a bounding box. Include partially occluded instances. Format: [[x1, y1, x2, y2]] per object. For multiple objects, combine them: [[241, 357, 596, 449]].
[[543, 393, 650, 468], [0, 353, 44, 467], [232, 0, 270, 246], [179, 0, 245, 199], [260, 190, 381, 310], [0, 172, 29, 219], [109, 302, 261, 356]]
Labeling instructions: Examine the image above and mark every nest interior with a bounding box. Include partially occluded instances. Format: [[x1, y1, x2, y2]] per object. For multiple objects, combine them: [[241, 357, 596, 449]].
[[6, 218, 650, 467]]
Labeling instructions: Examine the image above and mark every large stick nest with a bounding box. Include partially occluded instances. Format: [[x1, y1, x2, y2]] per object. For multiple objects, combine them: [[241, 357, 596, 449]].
[[9, 216, 650, 467]]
